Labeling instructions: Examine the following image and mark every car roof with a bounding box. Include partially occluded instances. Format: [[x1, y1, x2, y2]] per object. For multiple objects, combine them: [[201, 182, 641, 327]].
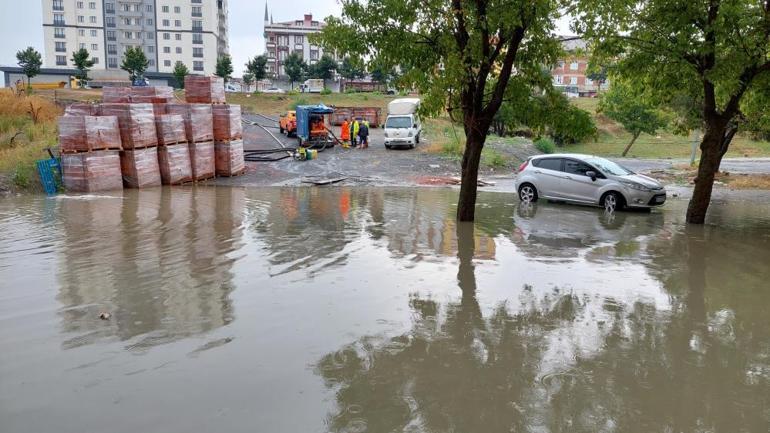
[[532, 153, 600, 160]]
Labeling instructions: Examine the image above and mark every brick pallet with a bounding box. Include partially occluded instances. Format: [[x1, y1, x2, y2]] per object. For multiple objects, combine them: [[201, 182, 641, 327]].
[[101, 103, 158, 149], [215, 139, 245, 177], [120, 147, 162, 188], [185, 76, 225, 104], [166, 103, 214, 143], [158, 143, 193, 185], [59, 115, 122, 153], [212, 104, 243, 141], [61, 151, 123, 192], [189, 141, 216, 181], [155, 114, 187, 145]]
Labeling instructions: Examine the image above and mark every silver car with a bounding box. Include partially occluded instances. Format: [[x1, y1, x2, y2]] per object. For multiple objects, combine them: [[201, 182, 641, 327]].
[[515, 154, 667, 211]]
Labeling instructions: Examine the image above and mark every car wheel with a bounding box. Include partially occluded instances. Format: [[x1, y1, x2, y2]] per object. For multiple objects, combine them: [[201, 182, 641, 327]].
[[385, 145, 392, 150], [415, 134, 420, 144], [409, 143, 415, 149], [280, 127, 284, 134], [518, 183, 538, 203], [602, 191, 624, 213]]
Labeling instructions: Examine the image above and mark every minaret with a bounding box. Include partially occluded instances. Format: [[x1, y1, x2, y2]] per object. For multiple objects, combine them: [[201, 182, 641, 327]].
[[264, 2, 269, 23]]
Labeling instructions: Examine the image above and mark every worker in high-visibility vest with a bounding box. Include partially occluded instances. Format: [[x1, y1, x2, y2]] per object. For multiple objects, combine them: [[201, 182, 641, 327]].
[[351, 118, 360, 148], [340, 118, 351, 148]]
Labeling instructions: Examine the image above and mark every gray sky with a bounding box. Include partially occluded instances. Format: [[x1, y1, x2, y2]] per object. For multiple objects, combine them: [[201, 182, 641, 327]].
[[0, 0, 341, 76], [0, 1, 570, 77]]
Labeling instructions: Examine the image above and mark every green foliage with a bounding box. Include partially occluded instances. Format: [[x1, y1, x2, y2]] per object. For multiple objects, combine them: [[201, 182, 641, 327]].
[[284, 52, 307, 88], [12, 162, 32, 188], [308, 54, 337, 80], [70, 48, 94, 87], [215, 55, 234, 83], [120, 47, 149, 82], [482, 149, 507, 167], [290, 97, 309, 110], [16, 47, 42, 87], [172, 61, 189, 89], [245, 55, 268, 81], [534, 137, 556, 154], [549, 101, 597, 145], [368, 59, 395, 85], [339, 57, 364, 80], [598, 81, 666, 154], [320, 87, 332, 95], [242, 72, 254, 91]]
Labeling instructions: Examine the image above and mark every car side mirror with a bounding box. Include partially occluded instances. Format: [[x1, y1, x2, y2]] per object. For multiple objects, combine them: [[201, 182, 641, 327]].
[[586, 171, 597, 181]]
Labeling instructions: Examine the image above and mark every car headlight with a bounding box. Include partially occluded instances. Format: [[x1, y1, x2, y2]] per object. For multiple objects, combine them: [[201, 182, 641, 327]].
[[621, 181, 652, 192]]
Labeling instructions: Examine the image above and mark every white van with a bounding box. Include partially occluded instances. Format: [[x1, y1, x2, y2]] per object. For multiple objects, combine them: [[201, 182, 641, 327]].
[[384, 98, 421, 149]]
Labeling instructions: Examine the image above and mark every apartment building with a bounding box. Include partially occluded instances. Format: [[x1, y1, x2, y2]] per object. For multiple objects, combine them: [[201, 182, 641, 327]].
[[263, 4, 327, 77], [41, 0, 229, 76], [551, 37, 607, 97]]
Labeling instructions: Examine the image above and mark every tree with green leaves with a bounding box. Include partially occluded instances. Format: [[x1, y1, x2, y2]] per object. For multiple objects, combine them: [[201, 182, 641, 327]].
[[16, 47, 42, 88], [245, 55, 268, 81], [576, 0, 770, 224], [368, 59, 395, 86], [120, 46, 149, 82], [283, 52, 307, 89], [215, 55, 234, 83], [308, 54, 337, 80], [242, 72, 254, 92], [172, 61, 189, 89], [598, 81, 666, 156], [316, 0, 561, 221], [338, 56, 364, 81], [70, 48, 94, 88]]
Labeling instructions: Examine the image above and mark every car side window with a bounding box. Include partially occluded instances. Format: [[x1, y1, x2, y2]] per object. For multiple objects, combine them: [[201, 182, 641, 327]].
[[534, 158, 563, 171], [564, 160, 594, 176]]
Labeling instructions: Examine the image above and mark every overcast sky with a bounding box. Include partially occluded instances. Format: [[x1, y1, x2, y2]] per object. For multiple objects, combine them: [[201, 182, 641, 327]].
[[0, 0, 569, 77]]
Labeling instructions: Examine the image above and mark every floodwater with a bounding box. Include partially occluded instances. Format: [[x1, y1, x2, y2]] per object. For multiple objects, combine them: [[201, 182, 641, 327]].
[[1, 187, 769, 433]]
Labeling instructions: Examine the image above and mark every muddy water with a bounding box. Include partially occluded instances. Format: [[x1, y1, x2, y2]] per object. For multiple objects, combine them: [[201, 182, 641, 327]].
[[1, 187, 769, 433]]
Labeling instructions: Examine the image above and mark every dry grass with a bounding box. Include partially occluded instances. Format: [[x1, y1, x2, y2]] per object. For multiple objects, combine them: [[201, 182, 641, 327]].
[[0, 89, 62, 191], [725, 174, 770, 189]]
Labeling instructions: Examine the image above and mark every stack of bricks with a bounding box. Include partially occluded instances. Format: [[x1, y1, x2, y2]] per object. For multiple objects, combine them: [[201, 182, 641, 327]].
[[59, 107, 124, 193], [212, 104, 245, 177], [184, 76, 226, 104], [101, 103, 161, 188], [167, 103, 216, 181], [155, 114, 193, 185]]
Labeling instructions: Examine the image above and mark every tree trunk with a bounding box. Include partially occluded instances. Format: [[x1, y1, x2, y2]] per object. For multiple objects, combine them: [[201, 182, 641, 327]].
[[686, 123, 728, 224], [621, 132, 640, 157], [457, 129, 485, 221]]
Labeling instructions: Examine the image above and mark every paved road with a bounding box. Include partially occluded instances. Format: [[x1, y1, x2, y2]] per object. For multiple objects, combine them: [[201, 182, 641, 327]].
[[616, 158, 770, 175]]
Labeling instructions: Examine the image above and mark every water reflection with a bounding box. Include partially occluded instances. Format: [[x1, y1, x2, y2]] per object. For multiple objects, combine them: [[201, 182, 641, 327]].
[[56, 187, 243, 350]]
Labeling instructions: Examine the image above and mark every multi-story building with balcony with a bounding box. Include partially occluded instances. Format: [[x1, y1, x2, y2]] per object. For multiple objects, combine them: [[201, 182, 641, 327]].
[[550, 37, 608, 97], [263, 4, 327, 77], [41, 0, 229, 76]]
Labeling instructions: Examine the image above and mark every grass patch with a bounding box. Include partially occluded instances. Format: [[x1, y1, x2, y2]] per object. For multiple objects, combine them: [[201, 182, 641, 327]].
[[534, 137, 556, 154], [725, 174, 770, 189], [482, 148, 507, 167]]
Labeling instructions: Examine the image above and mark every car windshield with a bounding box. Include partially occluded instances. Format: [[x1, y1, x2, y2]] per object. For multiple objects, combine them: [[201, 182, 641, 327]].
[[386, 117, 412, 128], [585, 157, 634, 176]]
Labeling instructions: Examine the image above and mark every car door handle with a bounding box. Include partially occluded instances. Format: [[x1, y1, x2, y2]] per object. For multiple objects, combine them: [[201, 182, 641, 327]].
[[563, 175, 572, 179], [534, 170, 542, 174]]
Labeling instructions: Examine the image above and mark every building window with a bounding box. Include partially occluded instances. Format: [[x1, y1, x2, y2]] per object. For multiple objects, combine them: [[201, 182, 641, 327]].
[[77, 15, 84, 23], [193, 33, 203, 44], [146, 19, 153, 25], [107, 44, 117, 55], [124, 32, 132, 39], [585, 77, 593, 86], [79, 43, 86, 49], [162, 19, 170, 26], [92, 43, 98, 51], [56, 55, 67, 65], [570, 76, 578, 85], [192, 20, 202, 31], [294, 35, 304, 44], [55, 42, 66, 52], [89, 2, 95, 9], [193, 47, 203, 58], [147, 32, 154, 39], [54, 27, 65, 38], [570, 61, 579, 70], [176, 47, 182, 54], [163, 46, 170, 53], [193, 61, 204, 71], [192, 0, 201, 3], [174, 6, 180, 13], [192, 6, 202, 17], [121, 4, 129, 11], [149, 59, 155, 66], [163, 33, 170, 40], [106, 17, 115, 27], [90, 29, 97, 36], [295, 20, 302, 26], [175, 33, 181, 40], [52, 0, 64, 11], [108, 57, 118, 68], [105, 2, 114, 13], [107, 30, 115, 41], [92, 57, 99, 64], [53, 14, 65, 25], [147, 46, 154, 53], [164, 60, 171, 67], [133, 4, 140, 12], [76, 1, 83, 8], [554, 75, 563, 84], [78, 29, 85, 36], [175, 20, 181, 27], [146, 5, 152, 12], [162, 5, 169, 12], [310, 50, 318, 60], [90, 16, 96, 23]]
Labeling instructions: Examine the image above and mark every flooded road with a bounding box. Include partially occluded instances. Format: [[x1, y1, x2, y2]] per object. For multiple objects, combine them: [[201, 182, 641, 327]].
[[1, 187, 769, 433]]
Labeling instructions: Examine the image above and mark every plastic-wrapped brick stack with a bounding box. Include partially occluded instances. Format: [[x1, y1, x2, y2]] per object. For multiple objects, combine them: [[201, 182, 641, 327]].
[[62, 151, 124, 192], [59, 116, 122, 153], [129, 86, 174, 103], [184, 76, 226, 104], [102, 87, 131, 103], [156, 114, 193, 184], [59, 110, 124, 192], [167, 103, 215, 181], [119, 147, 161, 188], [100, 103, 160, 188], [212, 104, 245, 177]]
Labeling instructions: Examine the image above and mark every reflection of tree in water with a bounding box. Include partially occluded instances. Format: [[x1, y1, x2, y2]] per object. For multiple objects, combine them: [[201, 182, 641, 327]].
[[317, 221, 770, 432], [56, 187, 242, 350]]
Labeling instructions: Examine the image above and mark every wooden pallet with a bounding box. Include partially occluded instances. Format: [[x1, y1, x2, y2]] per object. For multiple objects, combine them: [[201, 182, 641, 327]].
[[216, 167, 246, 178], [122, 144, 159, 151], [214, 136, 243, 143], [61, 145, 122, 154], [168, 176, 194, 185], [192, 174, 216, 182], [158, 140, 189, 147]]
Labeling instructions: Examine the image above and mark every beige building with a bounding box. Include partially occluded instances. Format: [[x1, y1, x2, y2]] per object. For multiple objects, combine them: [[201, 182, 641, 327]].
[[41, 0, 229, 76], [263, 3, 327, 77]]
